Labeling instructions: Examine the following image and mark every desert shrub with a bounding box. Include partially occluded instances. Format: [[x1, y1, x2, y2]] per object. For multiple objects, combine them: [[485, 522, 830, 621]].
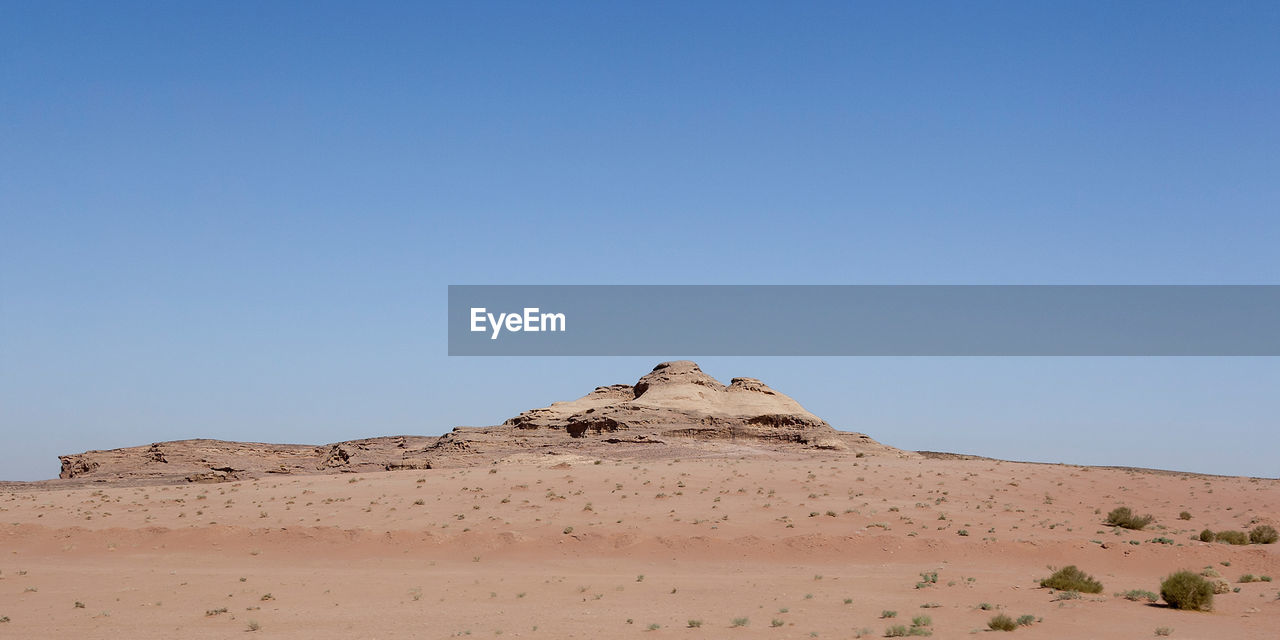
[[881, 610, 897, 618], [1040, 565, 1104, 594], [988, 614, 1018, 631], [770, 619, 784, 628], [686, 619, 702, 628], [1154, 628, 1172, 636], [1215, 530, 1248, 546], [730, 617, 748, 627], [1249, 525, 1278, 544], [1015, 615, 1036, 626], [1178, 511, 1192, 520], [885, 625, 909, 637], [1160, 571, 1214, 611], [1240, 574, 1258, 583], [1198, 529, 1214, 542], [1106, 506, 1154, 530], [1120, 589, 1158, 602]]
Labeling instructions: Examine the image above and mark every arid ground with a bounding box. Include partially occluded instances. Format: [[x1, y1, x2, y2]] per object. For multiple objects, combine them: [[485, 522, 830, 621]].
[[2, 447, 1277, 639]]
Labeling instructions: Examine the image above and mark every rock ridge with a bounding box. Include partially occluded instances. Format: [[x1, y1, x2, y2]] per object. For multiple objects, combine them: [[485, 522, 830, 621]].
[[50, 361, 906, 484]]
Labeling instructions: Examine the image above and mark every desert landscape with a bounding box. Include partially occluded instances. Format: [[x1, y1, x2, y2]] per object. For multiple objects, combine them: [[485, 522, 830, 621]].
[[2, 362, 1277, 638]]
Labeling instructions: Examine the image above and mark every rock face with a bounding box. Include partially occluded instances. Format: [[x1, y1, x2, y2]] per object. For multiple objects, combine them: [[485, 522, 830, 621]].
[[49, 361, 904, 485], [496, 361, 845, 447]]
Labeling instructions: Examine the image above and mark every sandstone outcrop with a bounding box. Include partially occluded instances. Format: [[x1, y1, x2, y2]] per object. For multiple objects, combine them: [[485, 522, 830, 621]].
[[480, 360, 847, 448], [49, 361, 906, 484]]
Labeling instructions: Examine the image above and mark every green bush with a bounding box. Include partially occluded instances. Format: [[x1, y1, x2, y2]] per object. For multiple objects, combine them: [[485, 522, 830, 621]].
[[988, 614, 1018, 631], [1040, 565, 1104, 594], [1015, 615, 1036, 626], [1160, 571, 1214, 611], [1249, 524, 1278, 544], [1198, 529, 1214, 542], [1215, 530, 1249, 546], [1106, 506, 1154, 530], [885, 625, 909, 637]]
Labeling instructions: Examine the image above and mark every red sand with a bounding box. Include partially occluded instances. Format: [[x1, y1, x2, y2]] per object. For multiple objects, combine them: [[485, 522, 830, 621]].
[[2, 455, 1277, 638]]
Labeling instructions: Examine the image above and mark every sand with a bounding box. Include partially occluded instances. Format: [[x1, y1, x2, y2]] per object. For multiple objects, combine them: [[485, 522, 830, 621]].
[[2, 453, 1277, 638]]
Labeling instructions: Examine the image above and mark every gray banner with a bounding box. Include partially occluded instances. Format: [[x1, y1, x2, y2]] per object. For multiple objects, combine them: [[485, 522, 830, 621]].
[[448, 285, 1280, 356]]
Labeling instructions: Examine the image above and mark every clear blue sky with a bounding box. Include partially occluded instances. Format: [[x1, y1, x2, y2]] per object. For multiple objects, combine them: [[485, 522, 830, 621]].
[[2, 2, 1277, 480]]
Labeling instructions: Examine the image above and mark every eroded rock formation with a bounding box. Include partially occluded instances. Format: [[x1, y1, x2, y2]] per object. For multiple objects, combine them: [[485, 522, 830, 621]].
[[50, 361, 905, 484]]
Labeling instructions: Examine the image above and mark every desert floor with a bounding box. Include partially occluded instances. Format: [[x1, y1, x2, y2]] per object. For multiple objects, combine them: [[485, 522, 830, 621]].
[[2, 452, 1278, 639]]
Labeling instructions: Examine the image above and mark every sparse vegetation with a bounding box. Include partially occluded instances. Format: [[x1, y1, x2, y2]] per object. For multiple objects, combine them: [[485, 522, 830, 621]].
[[1155, 628, 1173, 637], [1160, 571, 1214, 611], [687, 619, 702, 628], [1105, 506, 1153, 530], [1016, 615, 1036, 626], [1178, 511, 1191, 520], [771, 618, 784, 628], [1199, 529, 1214, 542], [731, 617, 749, 627], [988, 614, 1018, 631], [881, 610, 897, 618], [1040, 565, 1103, 594], [247, 620, 261, 632]]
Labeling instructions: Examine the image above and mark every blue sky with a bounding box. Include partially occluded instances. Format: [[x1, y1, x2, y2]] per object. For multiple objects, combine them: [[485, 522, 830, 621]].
[[2, 2, 1277, 480]]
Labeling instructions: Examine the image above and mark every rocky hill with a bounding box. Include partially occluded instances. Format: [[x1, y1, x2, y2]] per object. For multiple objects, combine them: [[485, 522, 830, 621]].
[[50, 361, 906, 484]]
